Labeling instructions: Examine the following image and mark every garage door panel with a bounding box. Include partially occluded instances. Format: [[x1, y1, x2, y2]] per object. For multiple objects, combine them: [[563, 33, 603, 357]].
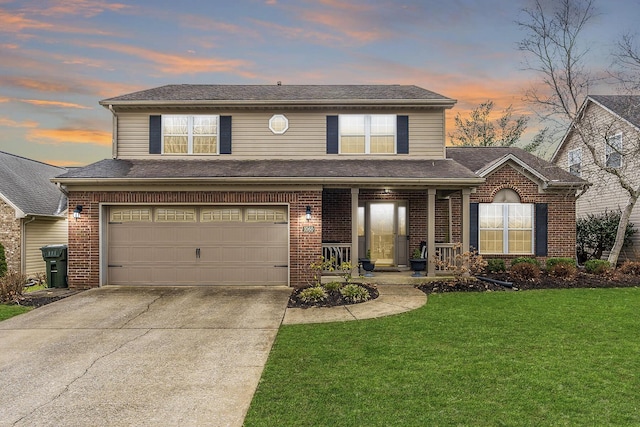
[[107, 205, 288, 286]]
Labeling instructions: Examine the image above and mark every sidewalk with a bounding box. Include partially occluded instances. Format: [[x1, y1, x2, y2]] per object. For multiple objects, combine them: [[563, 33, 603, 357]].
[[282, 284, 427, 325]]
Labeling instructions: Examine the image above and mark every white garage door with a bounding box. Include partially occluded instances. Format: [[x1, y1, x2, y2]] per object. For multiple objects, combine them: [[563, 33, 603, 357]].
[[107, 206, 288, 286]]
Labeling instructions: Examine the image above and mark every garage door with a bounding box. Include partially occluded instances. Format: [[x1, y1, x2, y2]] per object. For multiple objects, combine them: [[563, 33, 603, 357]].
[[107, 206, 288, 286]]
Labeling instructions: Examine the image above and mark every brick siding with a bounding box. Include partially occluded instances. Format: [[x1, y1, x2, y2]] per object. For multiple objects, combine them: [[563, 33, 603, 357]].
[[0, 199, 21, 273]]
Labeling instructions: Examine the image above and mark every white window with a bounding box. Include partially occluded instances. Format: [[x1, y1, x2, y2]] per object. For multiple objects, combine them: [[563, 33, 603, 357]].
[[568, 148, 582, 177], [245, 208, 287, 222], [155, 208, 196, 222], [110, 208, 152, 222], [162, 115, 218, 154], [339, 115, 396, 154], [269, 114, 289, 134], [479, 203, 534, 255], [605, 133, 622, 168]]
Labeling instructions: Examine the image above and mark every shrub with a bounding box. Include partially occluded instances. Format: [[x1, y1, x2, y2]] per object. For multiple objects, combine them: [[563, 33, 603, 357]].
[[576, 209, 636, 263], [584, 259, 611, 275], [510, 262, 540, 280], [340, 284, 371, 303], [432, 243, 487, 282], [510, 257, 540, 268], [0, 271, 27, 303], [548, 263, 577, 279], [486, 259, 506, 273], [0, 243, 6, 278], [618, 261, 640, 276], [546, 257, 576, 270], [324, 281, 343, 291], [298, 286, 327, 303]]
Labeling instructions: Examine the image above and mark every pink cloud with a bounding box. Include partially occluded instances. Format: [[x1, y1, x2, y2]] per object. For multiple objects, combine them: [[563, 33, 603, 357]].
[[0, 7, 116, 35], [29, 0, 130, 18], [21, 99, 92, 109], [0, 117, 39, 128], [26, 128, 111, 146]]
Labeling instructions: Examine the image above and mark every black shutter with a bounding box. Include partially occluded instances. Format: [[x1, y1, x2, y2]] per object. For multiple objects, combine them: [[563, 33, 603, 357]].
[[149, 115, 161, 154], [397, 115, 409, 154], [326, 116, 338, 154], [220, 116, 232, 154], [470, 203, 479, 251], [535, 203, 548, 257]]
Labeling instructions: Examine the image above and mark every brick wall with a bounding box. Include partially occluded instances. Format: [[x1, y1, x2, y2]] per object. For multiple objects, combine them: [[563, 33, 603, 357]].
[[67, 190, 322, 289], [0, 200, 21, 273], [467, 164, 578, 261]]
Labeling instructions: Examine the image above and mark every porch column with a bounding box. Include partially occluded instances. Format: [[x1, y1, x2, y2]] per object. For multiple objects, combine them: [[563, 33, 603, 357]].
[[351, 188, 359, 275], [461, 188, 471, 252], [427, 188, 436, 277]]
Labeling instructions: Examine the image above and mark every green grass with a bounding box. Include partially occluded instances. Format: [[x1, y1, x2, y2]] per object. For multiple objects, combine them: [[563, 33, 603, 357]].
[[0, 304, 31, 321], [245, 288, 640, 426]]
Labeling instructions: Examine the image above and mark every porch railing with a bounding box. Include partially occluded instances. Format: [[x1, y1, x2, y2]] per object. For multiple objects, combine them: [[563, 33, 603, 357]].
[[434, 243, 461, 273], [321, 243, 352, 271]]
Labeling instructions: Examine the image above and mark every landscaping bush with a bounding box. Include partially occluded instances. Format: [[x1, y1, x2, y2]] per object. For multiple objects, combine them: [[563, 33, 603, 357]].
[[323, 281, 343, 291], [486, 259, 506, 273], [0, 243, 6, 278], [548, 263, 577, 279], [576, 209, 636, 263], [0, 271, 27, 303], [298, 286, 327, 303], [510, 257, 540, 268], [618, 261, 640, 276], [339, 284, 371, 303], [584, 259, 611, 275], [432, 243, 487, 282], [545, 257, 576, 270], [510, 262, 540, 280]]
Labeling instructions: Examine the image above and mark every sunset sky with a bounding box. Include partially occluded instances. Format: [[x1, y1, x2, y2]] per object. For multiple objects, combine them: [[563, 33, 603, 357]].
[[1, 0, 638, 167]]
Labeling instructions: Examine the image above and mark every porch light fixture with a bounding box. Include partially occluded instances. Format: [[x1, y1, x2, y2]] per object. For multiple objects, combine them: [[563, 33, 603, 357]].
[[73, 205, 83, 220], [306, 206, 312, 221]]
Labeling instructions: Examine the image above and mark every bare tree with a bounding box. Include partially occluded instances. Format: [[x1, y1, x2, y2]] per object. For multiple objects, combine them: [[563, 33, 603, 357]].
[[448, 100, 528, 147], [517, 0, 640, 266], [613, 32, 640, 92]]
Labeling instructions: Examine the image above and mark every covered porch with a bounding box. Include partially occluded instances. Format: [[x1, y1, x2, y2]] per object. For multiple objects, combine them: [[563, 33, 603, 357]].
[[321, 187, 473, 277]]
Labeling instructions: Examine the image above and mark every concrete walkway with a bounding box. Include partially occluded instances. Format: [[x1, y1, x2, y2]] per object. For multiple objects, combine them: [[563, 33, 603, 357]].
[[283, 284, 427, 324]]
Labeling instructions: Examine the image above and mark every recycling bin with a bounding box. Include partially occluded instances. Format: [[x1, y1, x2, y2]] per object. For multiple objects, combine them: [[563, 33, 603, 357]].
[[40, 244, 68, 288]]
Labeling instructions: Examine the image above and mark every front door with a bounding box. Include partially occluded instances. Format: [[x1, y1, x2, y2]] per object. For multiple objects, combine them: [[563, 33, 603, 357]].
[[363, 202, 408, 267]]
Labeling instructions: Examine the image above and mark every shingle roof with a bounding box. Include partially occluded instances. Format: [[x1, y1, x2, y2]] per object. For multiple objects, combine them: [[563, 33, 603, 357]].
[[100, 84, 454, 105], [589, 95, 640, 129], [55, 158, 480, 183], [446, 146, 586, 187], [0, 151, 68, 217]]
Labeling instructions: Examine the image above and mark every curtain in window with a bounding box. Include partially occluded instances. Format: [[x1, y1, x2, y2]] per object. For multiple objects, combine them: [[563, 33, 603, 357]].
[[479, 203, 533, 254], [340, 115, 365, 153], [163, 116, 188, 153], [193, 116, 217, 153], [370, 115, 395, 153]]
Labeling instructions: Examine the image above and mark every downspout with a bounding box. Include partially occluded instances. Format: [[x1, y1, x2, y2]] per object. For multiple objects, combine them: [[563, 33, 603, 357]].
[[21, 216, 37, 275], [108, 104, 118, 159]]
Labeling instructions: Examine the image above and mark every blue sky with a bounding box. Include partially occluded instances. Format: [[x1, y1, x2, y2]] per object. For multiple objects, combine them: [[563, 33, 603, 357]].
[[1, 0, 638, 166]]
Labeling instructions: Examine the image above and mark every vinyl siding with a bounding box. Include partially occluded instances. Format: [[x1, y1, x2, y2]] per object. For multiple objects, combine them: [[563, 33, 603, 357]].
[[554, 101, 640, 259], [24, 218, 68, 276], [115, 109, 446, 159]]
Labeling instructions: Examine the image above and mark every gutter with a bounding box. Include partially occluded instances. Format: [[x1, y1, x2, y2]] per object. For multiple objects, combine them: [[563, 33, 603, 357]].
[[99, 99, 457, 109], [108, 104, 118, 159]]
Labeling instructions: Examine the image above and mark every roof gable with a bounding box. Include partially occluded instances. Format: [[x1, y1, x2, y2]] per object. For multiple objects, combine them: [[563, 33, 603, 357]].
[[0, 151, 68, 217]]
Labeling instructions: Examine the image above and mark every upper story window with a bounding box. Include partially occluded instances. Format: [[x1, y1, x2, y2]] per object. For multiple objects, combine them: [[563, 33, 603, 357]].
[[568, 148, 582, 177], [162, 115, 218, 154], [605, 133, 622, 168], [269, 114, 289, 134], [339, 114, 396, 154]]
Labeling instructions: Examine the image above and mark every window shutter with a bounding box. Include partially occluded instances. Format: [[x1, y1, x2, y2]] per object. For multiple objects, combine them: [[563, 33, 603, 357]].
[[219, 116, 232, 154], [149, 115, 162, 154], [326, 116, 338, 154], [397, 115, 409, 154], [535, 203, 548, 257], [470, 203, 479, 251]]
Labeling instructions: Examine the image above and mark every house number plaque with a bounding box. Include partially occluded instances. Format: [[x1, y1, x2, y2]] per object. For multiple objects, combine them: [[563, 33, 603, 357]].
[[302, 225, 315, 233]]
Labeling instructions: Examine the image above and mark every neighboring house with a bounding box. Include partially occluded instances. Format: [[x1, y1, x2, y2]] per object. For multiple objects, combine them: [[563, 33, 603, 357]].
[[0, 151, 68, 276], [52, 85, 585, 289], [552, 95, 640, 260]]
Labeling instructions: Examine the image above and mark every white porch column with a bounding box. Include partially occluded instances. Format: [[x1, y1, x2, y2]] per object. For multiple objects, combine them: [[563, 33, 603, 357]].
[[351, 188, 359, 275], [427, 188, 436, 277], [462, 188, 471, 252]]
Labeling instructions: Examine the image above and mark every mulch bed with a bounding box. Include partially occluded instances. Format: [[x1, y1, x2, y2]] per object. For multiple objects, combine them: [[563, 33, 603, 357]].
[[288, 283, 379, 308], [16, 289, 81, 308]]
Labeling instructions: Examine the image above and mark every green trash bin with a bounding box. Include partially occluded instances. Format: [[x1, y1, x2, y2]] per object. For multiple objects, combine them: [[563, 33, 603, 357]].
[[40, 244, 68, 288]]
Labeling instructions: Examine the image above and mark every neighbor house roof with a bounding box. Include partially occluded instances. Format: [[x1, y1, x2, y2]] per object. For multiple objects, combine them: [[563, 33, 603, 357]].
[[447, 146, 587, 189], [54, 158, 482, 186], [0, 151, 68, 218], [100, 85, 456, 108]]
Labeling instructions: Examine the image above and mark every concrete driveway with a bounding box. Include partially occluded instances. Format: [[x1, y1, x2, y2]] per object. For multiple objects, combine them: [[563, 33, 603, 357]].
[[0, 286, 290, 427]]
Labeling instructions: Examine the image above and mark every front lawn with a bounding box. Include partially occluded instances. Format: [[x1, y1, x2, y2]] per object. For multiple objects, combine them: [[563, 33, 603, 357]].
[[0, 304, 31, 321], [245, 288, 640, 426]]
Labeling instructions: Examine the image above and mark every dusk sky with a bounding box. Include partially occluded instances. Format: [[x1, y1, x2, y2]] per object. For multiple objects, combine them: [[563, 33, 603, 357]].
[[1, 0, 638, 167]]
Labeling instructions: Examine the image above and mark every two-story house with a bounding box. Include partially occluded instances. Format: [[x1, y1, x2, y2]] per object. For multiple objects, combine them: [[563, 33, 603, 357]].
[[552, 95, 640, 261], [53, 84, 585, 289]]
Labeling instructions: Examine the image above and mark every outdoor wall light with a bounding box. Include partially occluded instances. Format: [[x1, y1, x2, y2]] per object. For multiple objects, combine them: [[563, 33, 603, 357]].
[[306, 206, 312, 221], [73, 205, 83, 220]]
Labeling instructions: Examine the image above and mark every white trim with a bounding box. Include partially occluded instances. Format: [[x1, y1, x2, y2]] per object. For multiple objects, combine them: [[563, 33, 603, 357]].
[[567, 147, 582, 177], [476, 153, 548, 183], [0, 192, 26, 219], [161, 114, 220, 155], [268, 114, 289, 134], [605, 132, 623, 169], [338, 114, 397, 155]]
